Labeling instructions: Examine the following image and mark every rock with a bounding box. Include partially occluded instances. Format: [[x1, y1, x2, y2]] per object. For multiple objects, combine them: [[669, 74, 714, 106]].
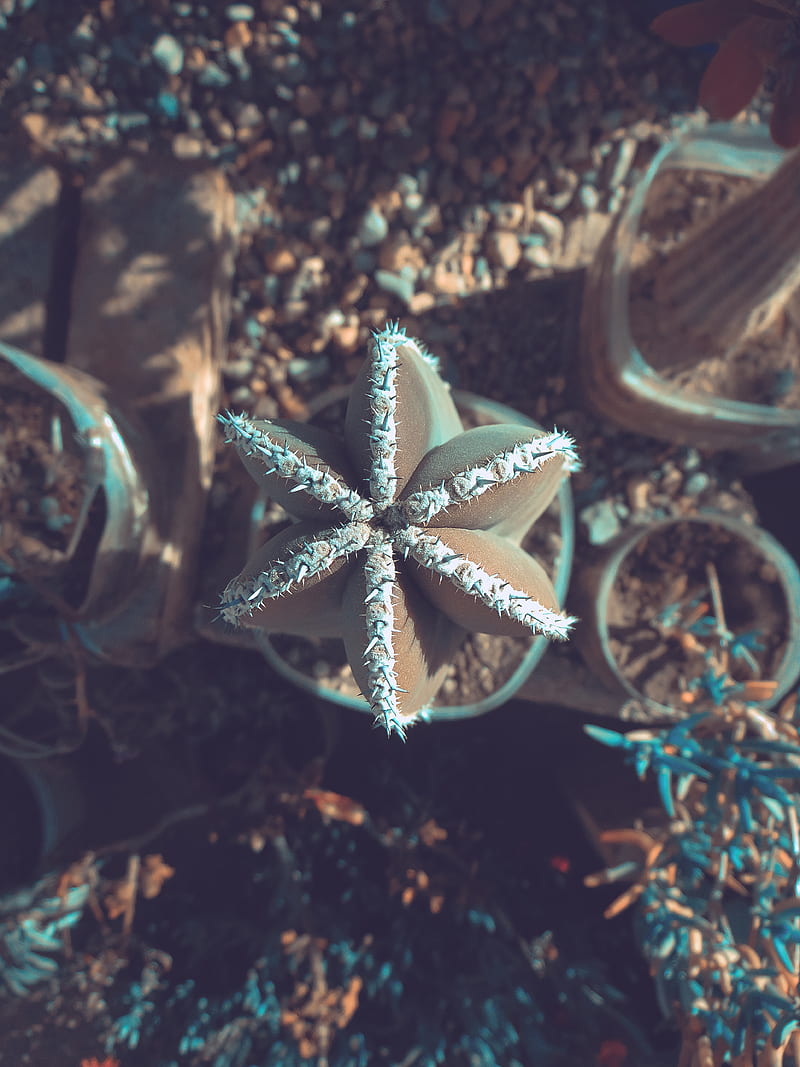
[[225, 21, 252, 49], [151, 34, 184, 76], [171, 133, 206, 159], [408, 291, 436, 315], [683, 472, 711, 497], [357, 205, 389, 247], [489, 201, 524, 229], [374, 269, 415, 305], [580, 499, 622, 545], [485, 231, 521, 271], [264, 247, 296, 274]]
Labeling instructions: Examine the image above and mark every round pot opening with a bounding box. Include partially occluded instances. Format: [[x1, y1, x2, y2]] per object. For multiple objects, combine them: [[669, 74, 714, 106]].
[[596, 514, 800, 717]]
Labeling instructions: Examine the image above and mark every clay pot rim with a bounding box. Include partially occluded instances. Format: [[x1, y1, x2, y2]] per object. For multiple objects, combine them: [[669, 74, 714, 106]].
[[593, 511, 800, 716], [612, 122, 800, 432], [255, 388, 575, 724]]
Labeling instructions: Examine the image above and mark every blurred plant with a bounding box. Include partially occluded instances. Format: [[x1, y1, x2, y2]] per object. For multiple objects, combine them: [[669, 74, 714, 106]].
[[586, 572, 800, 1065], [0, 872, 90, 997], [219, 323, 577, 737], [651, 0, 800, 146]]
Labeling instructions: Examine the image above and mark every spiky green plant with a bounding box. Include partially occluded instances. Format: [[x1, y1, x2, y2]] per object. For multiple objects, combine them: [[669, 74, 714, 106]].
[[219, 324, 578, 737]]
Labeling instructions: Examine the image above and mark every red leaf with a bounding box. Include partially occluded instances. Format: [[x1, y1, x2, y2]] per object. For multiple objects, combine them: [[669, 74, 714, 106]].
[[651, 0, 754, 46], [698, 19, 767, 118]]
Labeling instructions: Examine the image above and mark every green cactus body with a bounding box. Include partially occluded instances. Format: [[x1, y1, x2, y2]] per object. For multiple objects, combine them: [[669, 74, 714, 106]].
[[219, 324, 578, 737]]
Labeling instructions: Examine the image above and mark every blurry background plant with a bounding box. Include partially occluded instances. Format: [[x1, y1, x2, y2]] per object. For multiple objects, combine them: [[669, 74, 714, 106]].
[[585, 563, 800, 1065], [579, 121, 800, 467], [651, 0, 800, 146]]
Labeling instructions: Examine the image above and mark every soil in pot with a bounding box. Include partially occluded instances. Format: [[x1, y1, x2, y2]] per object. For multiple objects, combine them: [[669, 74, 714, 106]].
[[0, 362, 90, 603], [606, 521, 789, 708], [628, 169, 800, 410], [255, 395, 568, 713]]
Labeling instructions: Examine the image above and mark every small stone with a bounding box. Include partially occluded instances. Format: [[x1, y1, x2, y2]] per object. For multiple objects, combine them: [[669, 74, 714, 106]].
[[331, 322, 360, 354], [225, 21, 252, 49], [341, 274, 368, 305], [264, 247, 296, 274], [683, 472, 711, 497], [287, 355, 330, 383], [171, 133, 205, 159], [197, 62, 232, 88], [294, 84, 322, 117], [152, 34, 184, 76], [357, 205, 389, 247], [578, 184, 600, 211], [374, 269, 415, 305], [532, 209, 564, 249], [408, 291, 436, 315], [580, 500, 621, 546], [489, 201, 524, 229], [223, 358, 254, 381], [485, 231, 521, 271], [626, 476, 650, 513], [378, 240, 424, 276]]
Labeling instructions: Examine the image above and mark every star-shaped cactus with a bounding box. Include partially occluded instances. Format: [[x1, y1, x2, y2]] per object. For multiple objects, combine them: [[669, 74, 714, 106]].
[[219, 324, 578, 737]]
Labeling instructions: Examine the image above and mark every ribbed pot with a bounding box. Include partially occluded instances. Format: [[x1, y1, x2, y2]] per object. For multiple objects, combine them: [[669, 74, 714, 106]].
[[579, 123, 800, 470]]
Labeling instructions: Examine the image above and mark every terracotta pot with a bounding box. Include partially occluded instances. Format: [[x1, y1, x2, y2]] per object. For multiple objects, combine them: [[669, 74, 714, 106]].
[[1, 342, 161, 666], [249, 390, 575, 723], [574, 511, 800, 722], [579, 122, 800, 470]]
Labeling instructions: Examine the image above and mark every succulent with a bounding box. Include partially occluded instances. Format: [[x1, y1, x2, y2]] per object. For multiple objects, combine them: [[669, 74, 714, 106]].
[[219, 324, 578, 737]]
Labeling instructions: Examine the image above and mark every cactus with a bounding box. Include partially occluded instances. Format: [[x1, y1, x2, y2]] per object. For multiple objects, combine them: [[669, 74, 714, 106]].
[[219, 324, 578, 737]]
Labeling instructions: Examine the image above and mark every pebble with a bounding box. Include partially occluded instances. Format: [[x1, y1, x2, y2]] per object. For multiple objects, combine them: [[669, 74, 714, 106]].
[[197, 63, 232, 89], [580, 499, 622, 545], [287, 355, 330, 383], [485, 231, 521, 271], [683, 472, 711, 497], [609, 137, 637, 189], [374, 269, 416, 305], [378, 240, 424, 276], [331, 322, 360, 353], [225, 21, 253, 50], [151, 34, 184, 76], [357, 205, 389, 247], [488, 201, 524, 229], [532, 210, 564, 248], [223, 358, 255, 381], [626, 475, 651, 513], [578, 184, 600, 211], [264, 247, 296, 274], [171, 133, 205, 159], [408, 291, 436, 315], [522, 244, 551, 270]]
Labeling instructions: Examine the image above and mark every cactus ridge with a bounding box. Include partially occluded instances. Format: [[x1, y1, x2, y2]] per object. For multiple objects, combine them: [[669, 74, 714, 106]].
[[220, 322, 577, 736], [366, 328, 403, 509], [218, 411, 373, 522], [361, 532, 405, 737], [399, 431, 580, 526], [397, 527, 578, 640], [221, 522, 372, 623]]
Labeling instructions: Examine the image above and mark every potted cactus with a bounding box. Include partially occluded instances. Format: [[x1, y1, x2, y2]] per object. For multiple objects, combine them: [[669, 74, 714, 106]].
[[579, 122, 800, 469], [218, 324, 578, 737], [573, 511, 800, 723]]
